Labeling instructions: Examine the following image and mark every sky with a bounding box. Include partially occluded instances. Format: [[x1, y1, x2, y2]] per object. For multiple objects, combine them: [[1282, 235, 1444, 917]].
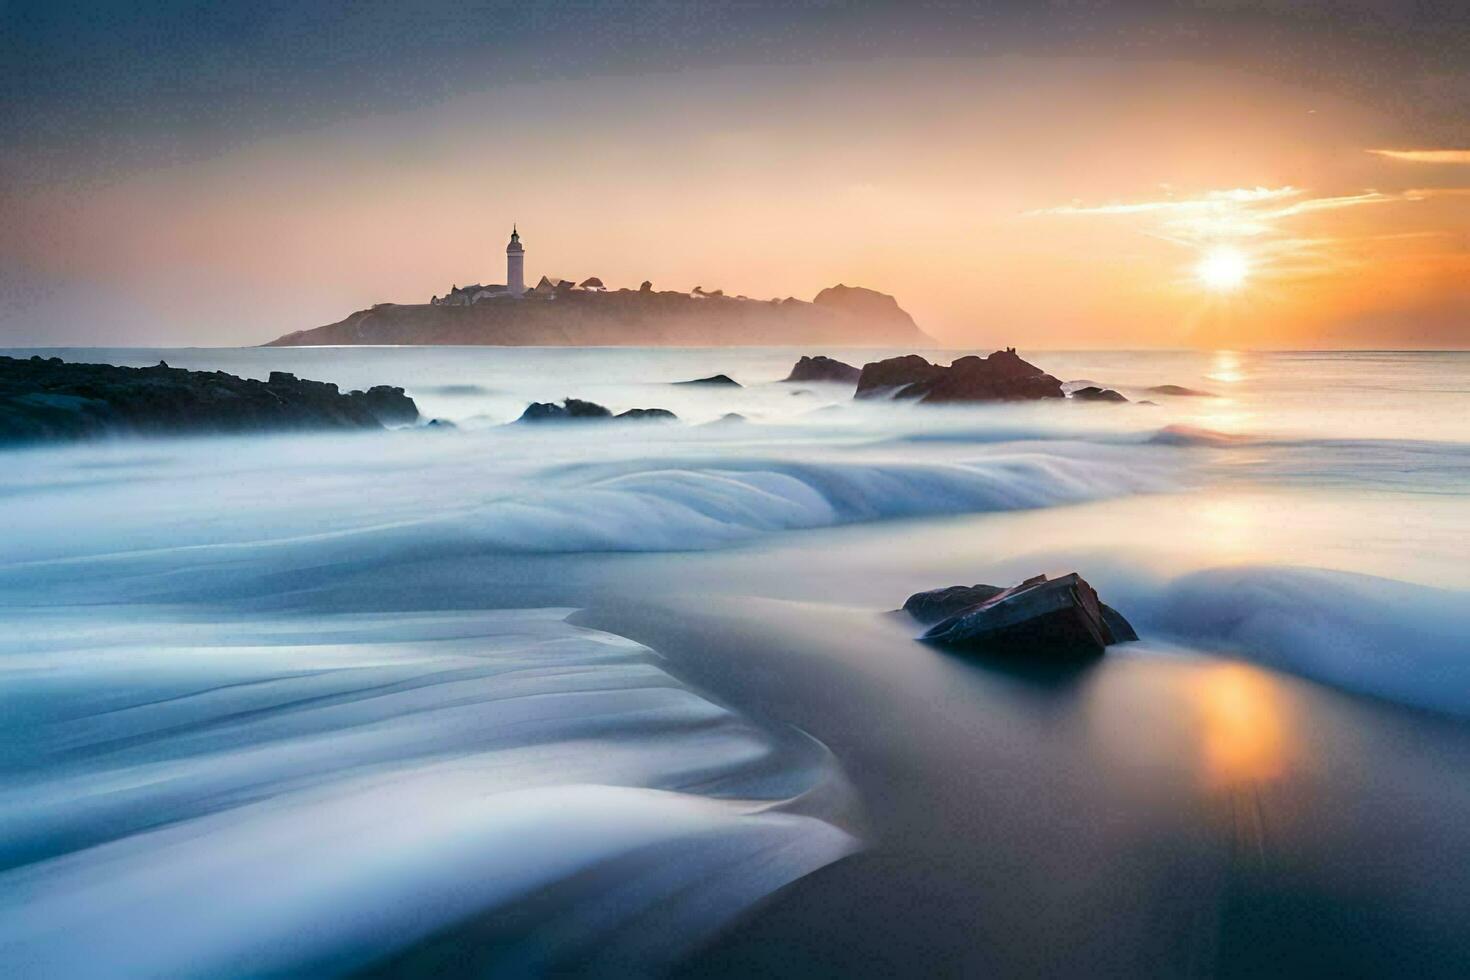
[[2, 0, 1468, 349]]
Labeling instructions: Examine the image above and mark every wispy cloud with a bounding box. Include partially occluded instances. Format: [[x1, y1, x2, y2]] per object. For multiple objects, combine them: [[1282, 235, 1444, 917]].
[[1256, 190, 1421, 220], [1369, 149, 1470, 165], [1029, 186, 1302, 217], [1029, 186, 1416, 223], [1028, 185, 1436, 281]]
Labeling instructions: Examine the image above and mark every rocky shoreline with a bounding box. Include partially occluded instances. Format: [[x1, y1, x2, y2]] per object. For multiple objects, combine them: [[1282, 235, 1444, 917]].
[[0, 356, 419, 446]]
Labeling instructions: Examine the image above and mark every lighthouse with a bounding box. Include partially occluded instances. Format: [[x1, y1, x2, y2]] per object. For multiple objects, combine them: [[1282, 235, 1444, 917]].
[[506, 226, 525, 297]]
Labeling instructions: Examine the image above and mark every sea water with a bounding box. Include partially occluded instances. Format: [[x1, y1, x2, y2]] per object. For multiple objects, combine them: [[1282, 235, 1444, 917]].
[[2, 345, 1468, 974]]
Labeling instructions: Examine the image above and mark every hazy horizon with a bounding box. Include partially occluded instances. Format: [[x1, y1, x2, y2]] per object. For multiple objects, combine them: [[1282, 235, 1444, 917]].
[[4, 2, 1468, 350]]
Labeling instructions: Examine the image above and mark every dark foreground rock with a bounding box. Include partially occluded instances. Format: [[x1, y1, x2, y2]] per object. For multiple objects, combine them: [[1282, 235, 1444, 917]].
[[906, 573, 1137, 658], [855, 349, 1065, 403], [1070, 386, 1128, 403], [675, 374, 741, 386], [516, 398, 677, 423], [783, 355, 861, 384], [0, 356, 419, 446]]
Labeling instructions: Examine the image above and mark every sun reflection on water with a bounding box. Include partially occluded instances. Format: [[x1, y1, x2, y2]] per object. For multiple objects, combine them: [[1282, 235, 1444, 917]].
[[1188, 662, 1293, 789], [1207, 350, 1246, 385]]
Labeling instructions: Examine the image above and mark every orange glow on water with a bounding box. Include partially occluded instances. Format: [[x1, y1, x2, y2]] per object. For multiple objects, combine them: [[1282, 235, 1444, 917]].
[[1189, 663, 1293, 788]]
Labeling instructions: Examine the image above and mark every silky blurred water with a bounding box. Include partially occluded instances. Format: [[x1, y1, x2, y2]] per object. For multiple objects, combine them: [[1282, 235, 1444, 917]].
[[2, 345, 1468, 976]]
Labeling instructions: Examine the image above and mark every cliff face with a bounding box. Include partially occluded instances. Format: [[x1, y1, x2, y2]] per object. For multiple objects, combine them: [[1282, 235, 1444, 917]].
[[264, 284, 929, 347]]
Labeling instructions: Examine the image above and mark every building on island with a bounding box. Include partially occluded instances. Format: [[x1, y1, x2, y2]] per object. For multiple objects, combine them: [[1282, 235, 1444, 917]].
[[427, 228, 611, 306], [506, 225, 525, 296], [431, 227, 529, 306]]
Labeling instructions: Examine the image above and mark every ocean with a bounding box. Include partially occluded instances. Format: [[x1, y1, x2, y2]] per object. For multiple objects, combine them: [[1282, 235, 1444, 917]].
[[2, 345, 1469, 976]]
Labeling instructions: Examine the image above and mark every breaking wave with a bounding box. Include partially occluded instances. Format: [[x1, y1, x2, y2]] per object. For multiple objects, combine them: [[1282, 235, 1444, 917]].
[[1145, 565, 1470, 718], [453, 452, 1179, 552]]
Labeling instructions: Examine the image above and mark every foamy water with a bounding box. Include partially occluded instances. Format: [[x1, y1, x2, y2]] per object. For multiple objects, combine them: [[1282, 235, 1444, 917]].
[[2, 345, 1468, 974]]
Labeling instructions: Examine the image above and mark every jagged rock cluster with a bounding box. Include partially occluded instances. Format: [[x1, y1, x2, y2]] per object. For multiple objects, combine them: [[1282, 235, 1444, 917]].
[[776, 351, 1162, 404], [855, 349, 1066, 403], [0, 356, 418, 446]]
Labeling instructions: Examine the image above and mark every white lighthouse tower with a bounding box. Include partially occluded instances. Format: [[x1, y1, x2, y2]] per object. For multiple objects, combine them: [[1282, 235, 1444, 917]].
[[506, 225, 525, 297]]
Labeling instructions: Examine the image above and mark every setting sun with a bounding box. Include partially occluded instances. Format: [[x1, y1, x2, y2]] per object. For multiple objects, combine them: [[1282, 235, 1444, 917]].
[[1196, 247, 1250, 292]]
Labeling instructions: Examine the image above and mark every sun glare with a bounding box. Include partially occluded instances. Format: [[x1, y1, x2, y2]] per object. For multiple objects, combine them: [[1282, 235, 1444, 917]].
[[1195, 247, 1249, 292]]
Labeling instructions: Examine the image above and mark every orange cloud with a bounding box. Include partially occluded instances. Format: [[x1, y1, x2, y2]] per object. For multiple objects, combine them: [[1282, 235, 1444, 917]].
[[1368, 149, 1470, 164]]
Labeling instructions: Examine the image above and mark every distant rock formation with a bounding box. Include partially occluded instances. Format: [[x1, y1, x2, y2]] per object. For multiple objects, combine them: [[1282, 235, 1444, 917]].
[[783, 355, 861, 384], [515, 398, 678, 423], [855, 349, 1065, 403], [265, 283, 930, 348], [906, 573, 1137, 659], [0, 356, 418, 446], [675, 374, 741, 386]]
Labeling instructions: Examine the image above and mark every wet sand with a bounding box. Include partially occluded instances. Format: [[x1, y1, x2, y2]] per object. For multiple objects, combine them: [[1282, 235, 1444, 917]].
[[579, 595, 1470, 978]]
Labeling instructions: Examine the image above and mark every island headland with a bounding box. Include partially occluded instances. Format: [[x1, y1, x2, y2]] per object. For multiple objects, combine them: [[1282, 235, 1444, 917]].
[[264, 227, 930, 348]]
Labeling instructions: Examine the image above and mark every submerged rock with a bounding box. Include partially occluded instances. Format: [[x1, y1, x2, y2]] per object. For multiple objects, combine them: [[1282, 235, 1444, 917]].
[[783, 355, 862, 384], [0, 355, 419, 446], [615, 407, 678, 421], [907, 573, 1137, 658], [1071, 386, 1128, 403], [855, 349, 1065, 403], [1148, 384, 1216, 397], [675, 374, 741, 387], [518, 398, 611, 422], [516, 398, 677, 423]]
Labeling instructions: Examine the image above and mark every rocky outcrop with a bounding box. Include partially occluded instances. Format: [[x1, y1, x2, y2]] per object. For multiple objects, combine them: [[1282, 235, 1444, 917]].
[[1070, 386, 1128, 403], [906, 573, 1137, 658], [515, 398, 677, 423], [339, 379, 422, 423], [266, 283, 930, 348], [783, 355, 862, 384], [0, 356, 419, 447], [855, 349, 1065, 403], [675, 374, 741, 386]]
